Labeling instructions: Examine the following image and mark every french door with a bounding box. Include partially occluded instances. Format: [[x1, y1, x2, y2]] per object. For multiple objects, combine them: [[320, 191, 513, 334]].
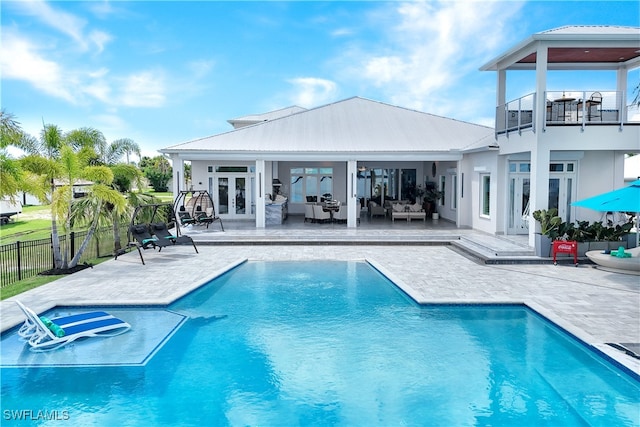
[[210, 174, 254, 219], [508, 175, 530, 235]]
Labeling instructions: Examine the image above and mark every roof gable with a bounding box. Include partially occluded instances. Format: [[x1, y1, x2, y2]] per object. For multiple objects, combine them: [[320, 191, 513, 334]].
[[162, 97, 494, 156]]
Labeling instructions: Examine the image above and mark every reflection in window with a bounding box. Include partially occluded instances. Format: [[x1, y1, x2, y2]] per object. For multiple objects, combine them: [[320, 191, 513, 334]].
[[290, 168, 333, 203]]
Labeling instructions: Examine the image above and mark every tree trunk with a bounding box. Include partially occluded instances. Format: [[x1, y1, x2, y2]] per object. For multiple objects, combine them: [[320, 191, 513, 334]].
[[112, 210, 122, 253], [51, 213, 63, 269], [69, 200, 103, 268]]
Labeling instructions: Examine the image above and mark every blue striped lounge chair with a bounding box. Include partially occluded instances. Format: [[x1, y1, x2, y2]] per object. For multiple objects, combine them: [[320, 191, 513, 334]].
[[15, 301, 131, 352]]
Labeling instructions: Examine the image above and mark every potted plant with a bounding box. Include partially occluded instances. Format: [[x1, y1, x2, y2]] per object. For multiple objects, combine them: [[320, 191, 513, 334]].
[[532, 208, 562, 257], [423, 187, 444, 218]]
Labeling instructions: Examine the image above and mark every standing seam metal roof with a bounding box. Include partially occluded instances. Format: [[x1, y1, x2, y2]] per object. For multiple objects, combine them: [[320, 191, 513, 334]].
[[162, 97, 494, 154]]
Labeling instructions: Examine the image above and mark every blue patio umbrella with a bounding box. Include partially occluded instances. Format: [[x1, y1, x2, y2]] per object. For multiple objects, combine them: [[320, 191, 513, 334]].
[[572, 179, 640, 247]]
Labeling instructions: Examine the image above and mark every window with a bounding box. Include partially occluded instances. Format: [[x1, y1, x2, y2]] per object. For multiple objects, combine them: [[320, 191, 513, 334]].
[[290, 167, 333, 203], [451, 174, 458, 210], [207, 166, 213, 173], [481, 174, 491, 217], [439, 175, 446, 206]]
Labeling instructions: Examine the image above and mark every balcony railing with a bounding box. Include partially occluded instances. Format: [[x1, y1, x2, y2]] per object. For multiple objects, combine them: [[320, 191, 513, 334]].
[[495, 90, 638, 135]]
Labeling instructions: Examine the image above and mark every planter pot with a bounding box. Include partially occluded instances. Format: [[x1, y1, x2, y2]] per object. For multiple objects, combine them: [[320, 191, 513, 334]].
[[588, 241, 608, 252], [535, 234, 552, 258], [625, 233, 638, 249], [577, 242, 589, 257], [432, 213, 439, 220]]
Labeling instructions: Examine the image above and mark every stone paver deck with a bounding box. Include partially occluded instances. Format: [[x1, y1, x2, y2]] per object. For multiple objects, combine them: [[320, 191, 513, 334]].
[[2, 232, 639, 374]]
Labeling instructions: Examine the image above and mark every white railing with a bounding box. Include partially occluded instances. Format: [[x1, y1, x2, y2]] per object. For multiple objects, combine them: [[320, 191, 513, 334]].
[[496, 90, 631, 135], [495, 93, 535, 135]]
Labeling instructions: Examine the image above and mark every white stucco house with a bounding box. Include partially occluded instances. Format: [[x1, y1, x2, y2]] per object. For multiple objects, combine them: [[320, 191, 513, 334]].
[[160, 26, 640, 246]]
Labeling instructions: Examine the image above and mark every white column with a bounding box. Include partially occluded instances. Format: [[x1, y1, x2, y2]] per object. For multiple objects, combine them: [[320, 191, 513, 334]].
[[347, 160, 358, 228], [529, 42, 549, 247], [533, 42, 548, 134], [255, 159, 266, 228], [617, 66, 628, 122], [170, 154, 184, 201]]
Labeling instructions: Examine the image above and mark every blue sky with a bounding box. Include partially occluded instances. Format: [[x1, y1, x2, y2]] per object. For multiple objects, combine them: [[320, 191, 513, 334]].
[[2, 1, 639, 159]]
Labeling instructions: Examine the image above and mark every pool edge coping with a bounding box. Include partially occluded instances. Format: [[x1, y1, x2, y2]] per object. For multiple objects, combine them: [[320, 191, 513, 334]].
[[365, 257, 640, 379]]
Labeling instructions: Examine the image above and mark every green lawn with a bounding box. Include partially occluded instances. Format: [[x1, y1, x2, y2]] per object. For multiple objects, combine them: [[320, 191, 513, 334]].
[[0, 205, 52, 244], [0, 256, 113, 300]]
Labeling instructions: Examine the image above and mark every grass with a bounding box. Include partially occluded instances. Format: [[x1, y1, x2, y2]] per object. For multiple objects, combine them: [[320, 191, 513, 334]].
[[0, 256, 113, 300], [0, 219, 52, 244], [149, 191, 174, 203]]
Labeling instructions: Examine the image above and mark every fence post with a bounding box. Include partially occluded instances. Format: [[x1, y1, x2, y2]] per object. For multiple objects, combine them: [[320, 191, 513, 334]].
[[70, 231, 75, 260], [17, 241, 22, 281]]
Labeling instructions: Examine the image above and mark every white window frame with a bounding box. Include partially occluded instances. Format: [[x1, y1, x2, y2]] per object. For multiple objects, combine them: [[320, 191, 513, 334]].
[[480, 173, 491, 218]]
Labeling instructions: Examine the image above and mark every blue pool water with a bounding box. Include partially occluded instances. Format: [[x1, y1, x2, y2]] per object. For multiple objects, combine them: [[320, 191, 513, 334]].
[[2, 261, 639, 426]]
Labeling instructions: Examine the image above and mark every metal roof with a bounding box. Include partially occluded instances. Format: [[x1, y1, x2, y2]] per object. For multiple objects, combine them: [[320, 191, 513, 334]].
[[161, 97, 494, 159], [227, 105, 307, 128], [480, 25, 640, 71]]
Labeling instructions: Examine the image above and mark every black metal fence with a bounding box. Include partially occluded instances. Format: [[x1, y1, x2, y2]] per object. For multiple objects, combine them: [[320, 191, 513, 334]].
[[0, 224, 128, 288]]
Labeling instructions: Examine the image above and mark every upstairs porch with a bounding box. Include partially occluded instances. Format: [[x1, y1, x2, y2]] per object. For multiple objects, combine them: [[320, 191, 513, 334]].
[[496, 90, 640, 135]]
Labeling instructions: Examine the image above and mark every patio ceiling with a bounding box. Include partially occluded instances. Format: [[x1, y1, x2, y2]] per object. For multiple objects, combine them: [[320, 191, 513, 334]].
[[518, 47, 640, 64], [480, 25, 640, 71]]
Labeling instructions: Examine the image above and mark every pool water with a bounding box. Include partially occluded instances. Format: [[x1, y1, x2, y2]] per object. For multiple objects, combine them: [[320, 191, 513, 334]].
[[2, 261, 639, 426]]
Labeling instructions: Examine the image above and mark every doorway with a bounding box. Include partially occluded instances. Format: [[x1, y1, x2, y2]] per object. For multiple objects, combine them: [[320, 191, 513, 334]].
[[210, 174, 254, 219]]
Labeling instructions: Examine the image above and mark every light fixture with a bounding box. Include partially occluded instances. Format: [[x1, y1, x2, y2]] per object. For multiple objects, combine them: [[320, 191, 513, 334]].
[[358, 166, 367, 172]]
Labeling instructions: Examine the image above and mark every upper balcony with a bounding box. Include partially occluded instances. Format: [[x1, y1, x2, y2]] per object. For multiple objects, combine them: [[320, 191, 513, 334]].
[[496, 90, 640, 136]]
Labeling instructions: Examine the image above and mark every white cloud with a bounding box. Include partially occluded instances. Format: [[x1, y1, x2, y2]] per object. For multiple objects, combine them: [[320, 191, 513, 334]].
[[339, 1, 523, 113], [120, 71, 167, 107], [288, 77, 338, 107], [11, 0, 112, 53], [0, 31, 76, 103]]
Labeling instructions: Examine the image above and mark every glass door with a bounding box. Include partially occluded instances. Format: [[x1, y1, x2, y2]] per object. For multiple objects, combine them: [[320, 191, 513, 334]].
[[508, 176, 530, 234], [212, 174, 254, 219]]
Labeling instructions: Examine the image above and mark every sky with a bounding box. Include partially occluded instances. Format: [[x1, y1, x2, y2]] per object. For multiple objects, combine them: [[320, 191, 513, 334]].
[[2, 0, 639, 159]]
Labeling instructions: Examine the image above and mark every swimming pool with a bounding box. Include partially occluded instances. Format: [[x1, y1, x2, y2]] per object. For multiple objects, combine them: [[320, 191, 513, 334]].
[[2, 261, 639, 426]]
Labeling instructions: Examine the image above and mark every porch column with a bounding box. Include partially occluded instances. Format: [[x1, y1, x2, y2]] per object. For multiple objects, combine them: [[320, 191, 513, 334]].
[[347, 160, 358, 228], [170, 154, 183, 202], [255, 159, 266, 228], [533, 41, 548, 134], [616, 66, 628, 122], [529, 42, 550, 247]]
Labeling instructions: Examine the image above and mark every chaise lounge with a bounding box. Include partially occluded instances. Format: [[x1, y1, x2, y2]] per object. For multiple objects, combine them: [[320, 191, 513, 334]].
[[15, 301, 131, 352]]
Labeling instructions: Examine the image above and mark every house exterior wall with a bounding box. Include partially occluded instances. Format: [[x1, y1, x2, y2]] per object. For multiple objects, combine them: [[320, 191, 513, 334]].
[[458, 151, 499, 234]]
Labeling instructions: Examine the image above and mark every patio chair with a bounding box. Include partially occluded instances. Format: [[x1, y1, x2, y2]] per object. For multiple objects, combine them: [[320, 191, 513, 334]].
[[15, 301, 131, 352], [150, 222, 199, 253], [193, 206, 224, 231], [333, 204, 348, 223], [304, 203, 315, 222], [312, 204, 331, 223], [115, 224, 172, 265], [178, 206, 197, 226]]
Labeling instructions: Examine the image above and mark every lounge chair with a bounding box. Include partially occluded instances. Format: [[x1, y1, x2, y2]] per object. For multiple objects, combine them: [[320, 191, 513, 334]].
[[193, 206, 224, 231], [178, 206, 197, 226], [115, 224, 172, 265], [17, 303, 113, 340], [15, 301, 131, 352], [150, 222, 199, 253]]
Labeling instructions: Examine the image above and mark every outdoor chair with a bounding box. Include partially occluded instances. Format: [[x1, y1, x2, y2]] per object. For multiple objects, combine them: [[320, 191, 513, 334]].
[[193, 206, 224, 231], [178, 206, 197, 226], [333, 204, 348, 222], [150, 222, 199, 253], [304, 203, 315, 222], [15, 301, 131, 352], [312, 204, 331, 223], [115, 224, 172, 265]]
